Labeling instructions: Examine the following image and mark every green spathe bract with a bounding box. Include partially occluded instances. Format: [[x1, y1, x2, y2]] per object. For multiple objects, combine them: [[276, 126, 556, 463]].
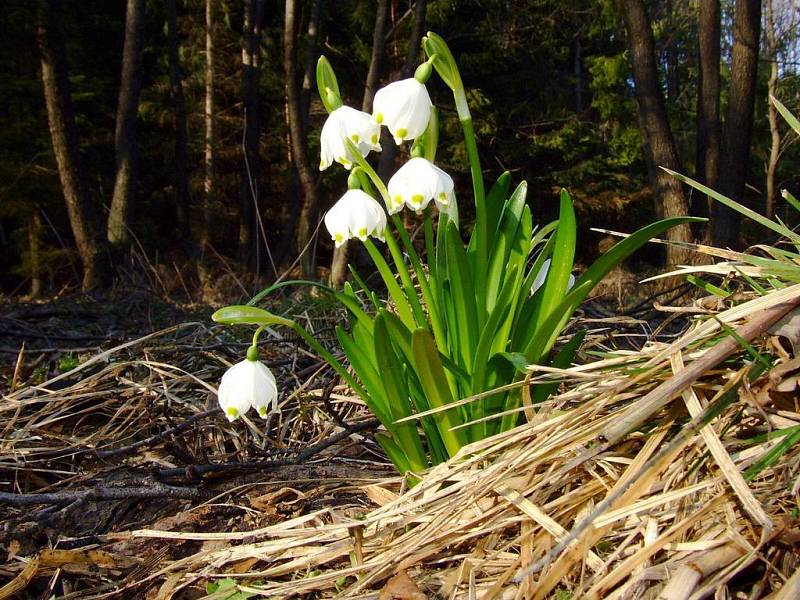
[[214, 33, 702, 477]]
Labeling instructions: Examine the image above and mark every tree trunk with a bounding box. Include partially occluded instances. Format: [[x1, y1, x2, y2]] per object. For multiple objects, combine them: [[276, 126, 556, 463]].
[[286, 0, 322, 280], [201, 0, 216, 260], [376, 0, 426, 183], [239, 0, 266, 272], [620, 0, 692, 266], [107, 0, 145, 246], [36, 0, 104, 291], [28, 212, 43, 298], [695, 0, 720, 223], [330, 0, 392, 287], [765, 0, 780, 221], [166, 0, 193, 247], [713, 0, 761, 248], [300, 0, 323, 135]]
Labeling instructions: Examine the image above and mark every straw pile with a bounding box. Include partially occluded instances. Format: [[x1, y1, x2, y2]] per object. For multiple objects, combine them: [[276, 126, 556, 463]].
[[1, 284, 799, 599]]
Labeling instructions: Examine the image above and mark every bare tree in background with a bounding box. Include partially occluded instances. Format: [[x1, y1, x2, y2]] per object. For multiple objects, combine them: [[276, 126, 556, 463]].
[[619, 0, 692, 265], [300, 0, 323, 135], [285, 0, 321, 279], [107, 0, 145, 246], [166, 0, 192, 248], [763, 0, 796, 220], [695, 0, 720, 222], [239, 0, 266, 270], [201, 0, 216, 268], [713, 0, 761, 248], [36, 0, 104, 290]]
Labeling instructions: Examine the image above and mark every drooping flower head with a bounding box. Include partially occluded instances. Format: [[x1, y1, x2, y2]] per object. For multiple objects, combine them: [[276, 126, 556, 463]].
[[324, 189, 387, 247], [373, 78, 432, 145], [387, 157, 454, 214], [320, 106, 381, 171], [217, 356, 278, 421]]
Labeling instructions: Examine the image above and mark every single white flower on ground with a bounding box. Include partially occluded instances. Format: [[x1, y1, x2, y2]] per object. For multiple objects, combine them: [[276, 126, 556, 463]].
[[218, 358, 278, 421], [324, 189, 387, 247], [320, 106, 381, 171], [531, 258, 576, 295], [373, 79, 432, 145], [387, 157, 454, 214]]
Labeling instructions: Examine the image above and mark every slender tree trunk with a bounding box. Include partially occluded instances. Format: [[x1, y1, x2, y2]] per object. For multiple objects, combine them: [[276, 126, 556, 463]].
[[330, 0, 392, 286], [300, 0, 323, 134], [239, 0, 266, 271], [695, 0, 720, 224], [377, 0, 426, 183], [620, 0, 692, 266], [765, 0, 780, 221], [286, 0, 322, 279], [665, 0, 679, 104], [166, 0, 192, 247], [713, 0, 761, 248], [36, 0, 104, 291], [28, 212, 43, 298], [107, 0, 145, 246], [201, 0, 216, 259]]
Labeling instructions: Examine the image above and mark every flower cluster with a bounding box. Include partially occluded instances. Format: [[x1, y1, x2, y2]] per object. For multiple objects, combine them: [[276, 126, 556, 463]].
[[318, 60, 454, 247]]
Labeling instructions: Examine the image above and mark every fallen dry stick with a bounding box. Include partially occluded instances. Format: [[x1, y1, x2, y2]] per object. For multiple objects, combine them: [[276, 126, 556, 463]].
[[602, 295, 800, 445]]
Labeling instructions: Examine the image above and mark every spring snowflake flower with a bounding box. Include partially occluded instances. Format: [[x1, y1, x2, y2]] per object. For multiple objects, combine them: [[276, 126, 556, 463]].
[[373, 79, 432, 145], [217, 358, 278, 421], [387, 157, 454, 214], [531, 259, 576, 295], [324, 189, 387, 247], [320, 106, 381, 171]]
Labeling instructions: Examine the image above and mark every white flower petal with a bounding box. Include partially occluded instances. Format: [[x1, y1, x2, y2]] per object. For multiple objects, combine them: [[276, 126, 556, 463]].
[[320, 106, 381, 171], [531, 259, 551, 295], [324, 189, 387, 247], [531, 259, 576, 295], [373, 79, 432, 144], [218, 359, 279, 422], [387, 157, 454, 214]]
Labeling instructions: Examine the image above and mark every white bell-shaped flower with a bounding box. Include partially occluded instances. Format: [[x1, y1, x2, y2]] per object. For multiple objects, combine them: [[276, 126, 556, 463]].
[[324, 189, 387, 248], [531, 259, 576, 295], [387, 157, 454, 214], [320, 106, 381, 171], [218, 358, 278, 421], [373, 79, 432, 145]]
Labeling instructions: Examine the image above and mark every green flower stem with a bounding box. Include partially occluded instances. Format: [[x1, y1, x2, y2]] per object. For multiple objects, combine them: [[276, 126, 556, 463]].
[[423, 208, 436, 283], [390, 214, 449, 352], [460, 115, 487, 320], [265, 313, 370, 402], [251, 325, 268, 348], [362, 238, 417, 329], [381, 233, 428, 328]]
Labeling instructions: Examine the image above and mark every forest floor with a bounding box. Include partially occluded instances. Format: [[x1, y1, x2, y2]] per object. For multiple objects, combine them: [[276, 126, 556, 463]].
[[0, 279, 798, 599]]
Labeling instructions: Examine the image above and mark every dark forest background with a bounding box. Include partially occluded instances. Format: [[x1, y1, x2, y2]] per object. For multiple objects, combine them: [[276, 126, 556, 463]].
[[1, 0, 798, 300]]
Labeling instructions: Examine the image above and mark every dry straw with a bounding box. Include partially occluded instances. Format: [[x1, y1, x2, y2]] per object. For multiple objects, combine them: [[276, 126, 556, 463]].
[[1, 286, 800, 598]]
